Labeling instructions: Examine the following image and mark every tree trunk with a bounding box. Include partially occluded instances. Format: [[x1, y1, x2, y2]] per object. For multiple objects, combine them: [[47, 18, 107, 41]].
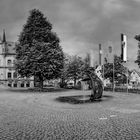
[[60, 77, 65, 88], [38, 76, 43, 90], [34, 74, 43, 90], [74, 77, 76, 87], [34, 75, 38, 87]]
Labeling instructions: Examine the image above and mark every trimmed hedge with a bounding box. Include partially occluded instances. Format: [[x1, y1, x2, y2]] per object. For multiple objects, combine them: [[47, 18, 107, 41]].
[[104, 87, 140, 94]]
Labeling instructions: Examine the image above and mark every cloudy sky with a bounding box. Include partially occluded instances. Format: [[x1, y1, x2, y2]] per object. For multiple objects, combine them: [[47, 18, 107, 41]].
[[0, 0, 140, 69]]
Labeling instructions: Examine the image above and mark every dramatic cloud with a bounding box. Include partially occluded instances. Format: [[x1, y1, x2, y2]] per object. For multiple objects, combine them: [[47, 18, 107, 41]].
[[0, 0, 140, 69]]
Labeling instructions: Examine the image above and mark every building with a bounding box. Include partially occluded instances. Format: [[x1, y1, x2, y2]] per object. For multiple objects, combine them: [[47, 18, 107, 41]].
[[0, 30, 34, 88], [129, 69, 140, 87]]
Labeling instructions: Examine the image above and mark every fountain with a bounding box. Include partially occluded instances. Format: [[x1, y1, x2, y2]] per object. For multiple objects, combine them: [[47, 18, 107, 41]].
[[83, 67, 103, 101]]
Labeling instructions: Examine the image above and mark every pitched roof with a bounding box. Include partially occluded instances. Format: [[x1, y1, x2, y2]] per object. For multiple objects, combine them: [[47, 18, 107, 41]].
[[1, 41, 16, 55], [131, 69, 140, 77]]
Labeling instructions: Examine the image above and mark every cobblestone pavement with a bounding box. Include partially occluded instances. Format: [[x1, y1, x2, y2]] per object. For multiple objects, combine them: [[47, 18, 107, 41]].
[[0, 88, 140, 139]]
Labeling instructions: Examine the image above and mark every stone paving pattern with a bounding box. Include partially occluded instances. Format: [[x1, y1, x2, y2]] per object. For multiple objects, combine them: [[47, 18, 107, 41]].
[[0, 87, 140, 139]]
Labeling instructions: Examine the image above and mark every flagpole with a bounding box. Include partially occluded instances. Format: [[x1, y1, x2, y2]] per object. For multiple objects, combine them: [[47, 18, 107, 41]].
[[126, 62, 129, 94], [108, 45, 115, 93], [99, 44, 105, 92], [127, 66, 128, 93], [113, 55, 115, 93], [103, 51, 104, 91], [99, 44, 102, 65], [123, 62, 128, 93], [121, 33, 128, 93]]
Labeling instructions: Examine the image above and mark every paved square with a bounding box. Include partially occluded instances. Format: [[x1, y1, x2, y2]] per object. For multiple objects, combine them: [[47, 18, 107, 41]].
[[0, 87, 140, 139]]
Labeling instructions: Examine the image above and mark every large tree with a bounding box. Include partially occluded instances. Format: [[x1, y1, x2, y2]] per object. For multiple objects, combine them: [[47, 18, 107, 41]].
[[15, 9, 64, 89], [60, 53, 72, 87], [83, 53, 90, 70], [66, 55, 84, 86], [104, 55, 127, 84]]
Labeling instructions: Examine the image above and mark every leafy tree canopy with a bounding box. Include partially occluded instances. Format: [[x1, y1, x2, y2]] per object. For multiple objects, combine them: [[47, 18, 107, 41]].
[[62, 55, 85, 86], [104, 55, 127, 84], [15, 9, 64, 88]]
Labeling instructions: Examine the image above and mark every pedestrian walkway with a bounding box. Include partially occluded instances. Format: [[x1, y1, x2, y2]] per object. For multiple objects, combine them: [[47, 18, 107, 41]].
[[0, 89, 140, 139]]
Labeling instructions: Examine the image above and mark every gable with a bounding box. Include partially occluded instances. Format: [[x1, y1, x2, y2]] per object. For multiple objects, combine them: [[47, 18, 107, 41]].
[[130, 70, 140, 79]]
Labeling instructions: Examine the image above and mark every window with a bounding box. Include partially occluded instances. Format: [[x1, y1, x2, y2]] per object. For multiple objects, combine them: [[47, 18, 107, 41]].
[[13, 72, 17, 78], [21, 83, 24, 87], [8, 44, 12, 47], [13, 83, 17, 87], [7, 72, 11, 79], [7, 60, 12, 66], [8, 83, 11, 87], [26, 82, 30, 87]]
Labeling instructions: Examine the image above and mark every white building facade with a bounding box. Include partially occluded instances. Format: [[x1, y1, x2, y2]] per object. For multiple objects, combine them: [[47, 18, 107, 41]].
[[129, 69, 140, 87], [0, 31, 34, 88]]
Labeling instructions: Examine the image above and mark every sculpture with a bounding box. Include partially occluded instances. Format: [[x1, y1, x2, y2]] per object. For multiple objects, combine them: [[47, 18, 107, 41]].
[[84, 67, 103, 101]]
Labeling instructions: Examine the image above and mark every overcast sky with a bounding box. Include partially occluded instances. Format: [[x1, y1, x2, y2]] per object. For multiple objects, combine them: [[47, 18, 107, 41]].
[[0, 0, 140, 69]]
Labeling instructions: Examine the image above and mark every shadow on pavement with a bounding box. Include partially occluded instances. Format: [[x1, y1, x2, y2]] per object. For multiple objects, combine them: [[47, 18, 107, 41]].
[[6, 88, 72, 93], [55, 94, 113, 104]]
